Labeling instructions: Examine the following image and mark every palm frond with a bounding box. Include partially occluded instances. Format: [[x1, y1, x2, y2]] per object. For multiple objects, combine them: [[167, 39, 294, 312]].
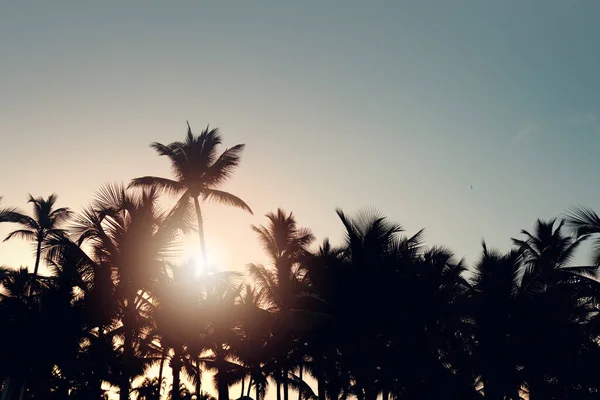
[[3, 229, 36, 242], [247, 263, 278, 307], [128, 176, 185, 196], [201, 189, 253, 214], [203, 144, 246, 187], [564, 205, 600, 237]]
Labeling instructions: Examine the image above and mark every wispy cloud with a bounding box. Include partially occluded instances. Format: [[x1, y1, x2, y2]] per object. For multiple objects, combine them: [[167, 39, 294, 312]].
[[512, 123, 539, 144], [567, 113, 597, 126]]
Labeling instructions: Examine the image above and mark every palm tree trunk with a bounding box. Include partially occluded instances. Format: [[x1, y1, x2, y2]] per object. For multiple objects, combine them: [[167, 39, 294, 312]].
[[120, 331, 133, 400], [120, 299, 135, 400], [28, 238, 42, 297], [171, 352, 182, 400], [297, 367, 303, 400], [193, 197, 208, 266], [283, 371, 289, 400], [195, 358, 201, 397], [157, 350, 166, 400], [382, 390, 389, 400], [215, 351, 229, 400], [241, 378, 245, 398], [217, 375, 229, 400], [33, 238, 42, 281], [276, 380, 281, 400], [246, 376, 253, 397], [317, 374, 325, 400], [255, 382, 259, 400], [85, 367, 103, 400]]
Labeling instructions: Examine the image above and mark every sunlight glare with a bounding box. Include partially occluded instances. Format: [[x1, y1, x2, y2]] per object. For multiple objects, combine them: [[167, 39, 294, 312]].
[[181, 239, 225, 277]]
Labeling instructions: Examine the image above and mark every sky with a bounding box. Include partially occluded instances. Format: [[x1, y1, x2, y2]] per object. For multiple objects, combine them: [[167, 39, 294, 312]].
[[1, 0, 600, 397]]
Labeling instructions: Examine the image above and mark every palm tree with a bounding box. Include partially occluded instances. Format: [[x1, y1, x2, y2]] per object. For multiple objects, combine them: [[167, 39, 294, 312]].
[[0, 194, 71, 288], [45, 233, 120, 399], [133, 377, 165, 400], [194, 277, 246, 400], [511, 218, 592, 291], [149, 261, 201, 400], [167, 382, 193, 400], [511, 219, 596, 399], [72, 183, 192, 400], [235, 285, 273, 400], [0, 266, 40, 400], [247, 209, 315, 400], [129, 122, 253, 264], [470, 243, 523, 400]]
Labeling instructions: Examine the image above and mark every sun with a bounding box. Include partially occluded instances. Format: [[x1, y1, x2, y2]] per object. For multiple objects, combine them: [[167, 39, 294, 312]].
[[180, 239, 224, 277]]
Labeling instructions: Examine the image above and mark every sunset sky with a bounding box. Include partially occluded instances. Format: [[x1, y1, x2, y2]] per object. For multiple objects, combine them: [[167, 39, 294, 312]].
[[1, 1, 600, 397]]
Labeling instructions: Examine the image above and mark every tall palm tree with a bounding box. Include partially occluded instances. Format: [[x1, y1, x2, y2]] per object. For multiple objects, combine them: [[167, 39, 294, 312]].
[[0, 194, 71, 287], [129, 122, 253, 264]]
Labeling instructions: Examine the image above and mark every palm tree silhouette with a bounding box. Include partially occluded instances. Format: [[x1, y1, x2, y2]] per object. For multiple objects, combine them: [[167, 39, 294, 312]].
[[470, 242, 523, 400], [0, 194, 70, 289], [247, 209, 315, 400], [129, 122, 253, 265], [72, 183, 192, 400], [565, 206, 600, 273], [510, 218, 596, 398]]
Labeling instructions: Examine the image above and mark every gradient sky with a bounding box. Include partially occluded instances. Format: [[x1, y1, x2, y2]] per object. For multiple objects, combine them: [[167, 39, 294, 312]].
[[1, 0, 600, 397]]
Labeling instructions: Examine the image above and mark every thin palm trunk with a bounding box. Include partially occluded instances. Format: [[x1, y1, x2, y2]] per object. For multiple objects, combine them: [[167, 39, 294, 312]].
[[32, 238, 42, 282], [193, 197, 207, 265], [120, 330, 133, 400], [317, 372, 325, 400], [120, 298, 135, 400], [255, 382, 259, 400], [241, 378, 245, 398], [28, 238, 42, 297], [90, 329, 106, 400], [171, 351, 182, 400], [277, 380, 281, 400], [283, 371, 289, 400], [195, 358, 201, 397], [246, 376, 253, 397], [382, 390, 389, 400], [297, 367, 303, 400], [215, 349, 229, 400], [89, 370, 103, 400], [157, 349, 166, 400]]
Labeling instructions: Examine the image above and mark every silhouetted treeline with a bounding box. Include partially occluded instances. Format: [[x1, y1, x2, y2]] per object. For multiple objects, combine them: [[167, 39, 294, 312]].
[[1, 125, 600, 400]]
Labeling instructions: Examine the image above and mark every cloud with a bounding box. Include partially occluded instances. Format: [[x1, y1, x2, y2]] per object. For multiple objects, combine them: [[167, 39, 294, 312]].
[[567, 113, 597, 125], [512, 124, 539, 144]]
